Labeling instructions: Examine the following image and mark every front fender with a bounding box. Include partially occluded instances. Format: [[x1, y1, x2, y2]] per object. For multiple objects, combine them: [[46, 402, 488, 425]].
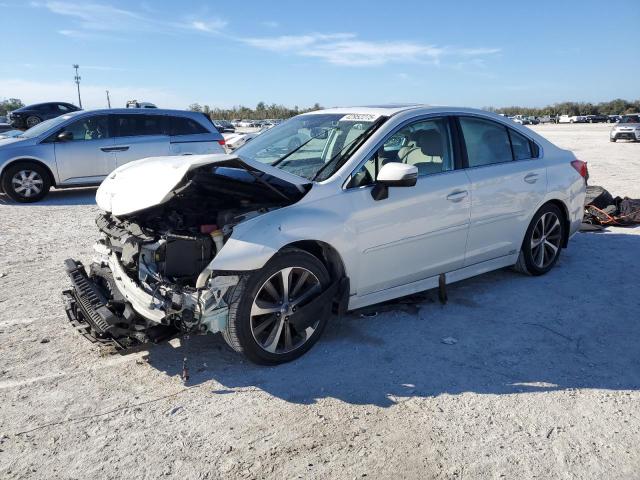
[[208, 205, 354, 275]]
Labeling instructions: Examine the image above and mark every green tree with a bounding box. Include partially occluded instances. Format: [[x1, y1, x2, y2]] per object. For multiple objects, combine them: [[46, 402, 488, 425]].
[[0, 98, 24, 116]]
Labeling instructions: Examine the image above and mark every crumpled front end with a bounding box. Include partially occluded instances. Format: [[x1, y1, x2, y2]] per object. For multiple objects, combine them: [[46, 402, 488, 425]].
[[62, 158, 309, 350], [61, 211, 243, 350], [62, 250, 240, 350]]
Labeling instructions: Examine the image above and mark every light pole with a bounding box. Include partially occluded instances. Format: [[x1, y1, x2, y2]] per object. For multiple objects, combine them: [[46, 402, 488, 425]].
[[73, 64, 82, 108], [105, 90, 111, 108]]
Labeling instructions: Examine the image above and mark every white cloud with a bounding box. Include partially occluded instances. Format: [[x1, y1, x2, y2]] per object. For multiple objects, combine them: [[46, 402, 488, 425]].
[[190, 19, 227, 32], [242, 33, 500, 67], [0, 78, 189, 110], [35, 1, 227, 37]]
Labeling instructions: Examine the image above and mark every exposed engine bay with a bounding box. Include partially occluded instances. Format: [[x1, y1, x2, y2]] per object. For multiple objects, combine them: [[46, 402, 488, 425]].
[[63, 162, 309, 349]]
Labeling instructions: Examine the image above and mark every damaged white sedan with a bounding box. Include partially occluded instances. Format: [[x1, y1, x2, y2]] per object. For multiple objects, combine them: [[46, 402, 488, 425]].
[[63, 105, 587, 364]]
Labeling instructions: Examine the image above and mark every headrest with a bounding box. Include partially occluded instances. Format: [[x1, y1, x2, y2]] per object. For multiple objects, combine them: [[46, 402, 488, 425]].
[[416, 130, 443, 157]]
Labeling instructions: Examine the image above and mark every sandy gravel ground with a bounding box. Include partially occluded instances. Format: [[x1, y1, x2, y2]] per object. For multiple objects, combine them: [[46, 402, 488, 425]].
[[0, 123, 639, 479]]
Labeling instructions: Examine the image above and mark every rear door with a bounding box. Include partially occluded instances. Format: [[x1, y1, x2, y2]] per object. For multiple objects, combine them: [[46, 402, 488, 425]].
[[53, 114, 116, 184], [111, 113, 170, 168], [458, 116, 546, 266], [168, 114, 225, 155]]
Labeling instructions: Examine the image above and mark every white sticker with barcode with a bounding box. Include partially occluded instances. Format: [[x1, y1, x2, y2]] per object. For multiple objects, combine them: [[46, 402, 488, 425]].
[[339, 113, 381, 122]]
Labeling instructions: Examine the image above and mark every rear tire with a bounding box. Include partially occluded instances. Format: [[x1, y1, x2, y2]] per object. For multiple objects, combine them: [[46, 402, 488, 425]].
[[1, 162, 51, 203], [223, 249, 331, 365], [518, 204, 565, 276]]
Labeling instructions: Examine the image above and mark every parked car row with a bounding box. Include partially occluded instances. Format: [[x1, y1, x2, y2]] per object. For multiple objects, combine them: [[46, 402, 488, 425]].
[[508, 114, 622, 124]]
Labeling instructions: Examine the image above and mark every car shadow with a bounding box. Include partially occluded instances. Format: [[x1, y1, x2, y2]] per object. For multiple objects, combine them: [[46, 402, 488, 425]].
[[142, 229, 640, 407], [0, 187, 97, 206]]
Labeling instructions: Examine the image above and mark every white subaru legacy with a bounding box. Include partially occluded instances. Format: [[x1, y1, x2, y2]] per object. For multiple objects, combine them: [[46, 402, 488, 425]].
[[63, 105, 587, 364]]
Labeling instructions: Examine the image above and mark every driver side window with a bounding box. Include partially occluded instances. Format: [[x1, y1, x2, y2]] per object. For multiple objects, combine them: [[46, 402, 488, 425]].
[[349, 117, 453, 187], [62, 115, 109, 141]]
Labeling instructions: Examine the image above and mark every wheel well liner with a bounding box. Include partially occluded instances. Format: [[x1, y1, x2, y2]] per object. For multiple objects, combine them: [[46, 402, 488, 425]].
[[1, 159, 57, 187], [282, 240, 349, 314]]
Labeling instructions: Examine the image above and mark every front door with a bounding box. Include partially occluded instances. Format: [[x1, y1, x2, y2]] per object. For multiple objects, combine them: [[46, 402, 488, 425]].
[[345, 117, 472, 296], [53, 114, 115, 184]]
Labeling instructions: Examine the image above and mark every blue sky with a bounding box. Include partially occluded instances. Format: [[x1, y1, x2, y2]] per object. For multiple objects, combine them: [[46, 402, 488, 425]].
[[1, 0, 639, 110]]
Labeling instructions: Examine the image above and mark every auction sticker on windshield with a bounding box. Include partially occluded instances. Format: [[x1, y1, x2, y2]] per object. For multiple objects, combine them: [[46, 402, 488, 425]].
[[339, 113, 381, 122]]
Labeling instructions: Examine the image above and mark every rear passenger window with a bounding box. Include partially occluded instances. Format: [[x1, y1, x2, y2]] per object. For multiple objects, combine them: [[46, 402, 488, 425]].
[[169, 116, 208, 136], [459, 117, 512, 167], [509, 129, 533, 160], [114, 114, 165, 137]]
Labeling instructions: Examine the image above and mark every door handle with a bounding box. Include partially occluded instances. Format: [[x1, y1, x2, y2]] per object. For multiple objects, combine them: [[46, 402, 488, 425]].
[[524, 173, 539, 184], [101, 146, 130, 152], [446, 190, 468, 202]]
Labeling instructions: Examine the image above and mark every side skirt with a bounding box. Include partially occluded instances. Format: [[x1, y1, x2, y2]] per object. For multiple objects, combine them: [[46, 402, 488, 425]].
[[347, 253, 519, 311]]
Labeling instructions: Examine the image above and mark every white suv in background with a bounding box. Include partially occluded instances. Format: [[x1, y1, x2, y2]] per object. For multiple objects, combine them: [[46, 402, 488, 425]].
[[558, 114, 586, 124]]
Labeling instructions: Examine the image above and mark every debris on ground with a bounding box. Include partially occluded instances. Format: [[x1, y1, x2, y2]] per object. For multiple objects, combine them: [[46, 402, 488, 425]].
[[582, 185, 640, 230], [441, 336, 458, 345]]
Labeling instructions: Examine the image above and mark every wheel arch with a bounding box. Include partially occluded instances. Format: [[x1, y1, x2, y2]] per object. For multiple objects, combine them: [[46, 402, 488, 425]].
[[0, 158, 57, 187], [281, 239, 350, 315]]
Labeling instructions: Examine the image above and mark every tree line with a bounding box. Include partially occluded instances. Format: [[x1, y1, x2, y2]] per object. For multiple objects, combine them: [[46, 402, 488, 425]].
[[187, 101, 324, 120], [3, 97, 638, 120], [485, 98, 640, 117]]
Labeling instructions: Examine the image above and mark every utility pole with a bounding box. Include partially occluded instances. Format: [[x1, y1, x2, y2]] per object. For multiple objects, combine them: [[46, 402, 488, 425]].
[[73, 64, 82, 108], [105, 90, 111, 108]]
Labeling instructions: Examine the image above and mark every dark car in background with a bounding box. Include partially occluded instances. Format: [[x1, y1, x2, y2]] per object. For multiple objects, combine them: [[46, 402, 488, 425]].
[[8, 102, 80, 129], [585, 114, 608, 123], [212, 119, 235, 133]]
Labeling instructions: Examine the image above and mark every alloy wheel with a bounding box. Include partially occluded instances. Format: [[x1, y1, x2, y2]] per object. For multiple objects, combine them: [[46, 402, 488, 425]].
[[250, 266, 322, 354], [530, 212, 562, 269], [11, 170, 44, 198], [26, 116, 41, 128]]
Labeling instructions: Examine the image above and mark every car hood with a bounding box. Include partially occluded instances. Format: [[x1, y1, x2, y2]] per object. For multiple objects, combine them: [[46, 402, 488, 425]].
[[96, 153, 310, 216], [0, 136, 31, 148], [615, 123, 640, 128]]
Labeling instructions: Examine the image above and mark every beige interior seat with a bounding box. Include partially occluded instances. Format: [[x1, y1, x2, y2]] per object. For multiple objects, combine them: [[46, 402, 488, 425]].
[[398, 129, 444, 175]]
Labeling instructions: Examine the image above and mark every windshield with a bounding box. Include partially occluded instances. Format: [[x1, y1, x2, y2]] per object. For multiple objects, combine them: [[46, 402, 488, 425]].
[[235, 113, 384, 181], [620, 115, 640, 124], [18, 112, 82, 138]]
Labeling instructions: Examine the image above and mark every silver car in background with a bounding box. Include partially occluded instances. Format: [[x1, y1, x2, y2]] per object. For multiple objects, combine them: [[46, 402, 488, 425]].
[[0, 108, 226, 202], [609, 114, 640, 142]]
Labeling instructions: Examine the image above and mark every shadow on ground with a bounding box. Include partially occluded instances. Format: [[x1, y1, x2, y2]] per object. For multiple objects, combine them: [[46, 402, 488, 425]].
[[140, 230, 640, 407], [0, 187, 96, 206]]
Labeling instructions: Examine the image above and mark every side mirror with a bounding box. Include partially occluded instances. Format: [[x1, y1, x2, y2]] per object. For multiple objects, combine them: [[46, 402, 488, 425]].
[[57, 131, 73, 142], [371, 163, 418, 201]]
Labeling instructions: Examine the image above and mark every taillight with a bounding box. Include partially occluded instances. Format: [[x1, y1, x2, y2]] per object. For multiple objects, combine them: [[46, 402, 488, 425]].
[[217, 139, 226, 146], [571, 159, 588, 179]]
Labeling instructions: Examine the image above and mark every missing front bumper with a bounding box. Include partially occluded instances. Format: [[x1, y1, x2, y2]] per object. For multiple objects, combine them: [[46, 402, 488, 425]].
[[62, 259, 177, 351]]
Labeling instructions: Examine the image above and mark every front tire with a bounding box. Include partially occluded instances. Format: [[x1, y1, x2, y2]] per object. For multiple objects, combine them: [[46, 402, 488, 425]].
[[223, 249, 331, 365], [1, 162, 51, 203], [25, 116, 41, 128], [518, 204, 565, 276], [610, 138, 616, 142]]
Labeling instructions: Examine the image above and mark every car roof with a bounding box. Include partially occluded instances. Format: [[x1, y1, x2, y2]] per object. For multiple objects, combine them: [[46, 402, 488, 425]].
[[73, 108, 204, 115], [305, 104, 424, 116], [302, 104, 522, 120]]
